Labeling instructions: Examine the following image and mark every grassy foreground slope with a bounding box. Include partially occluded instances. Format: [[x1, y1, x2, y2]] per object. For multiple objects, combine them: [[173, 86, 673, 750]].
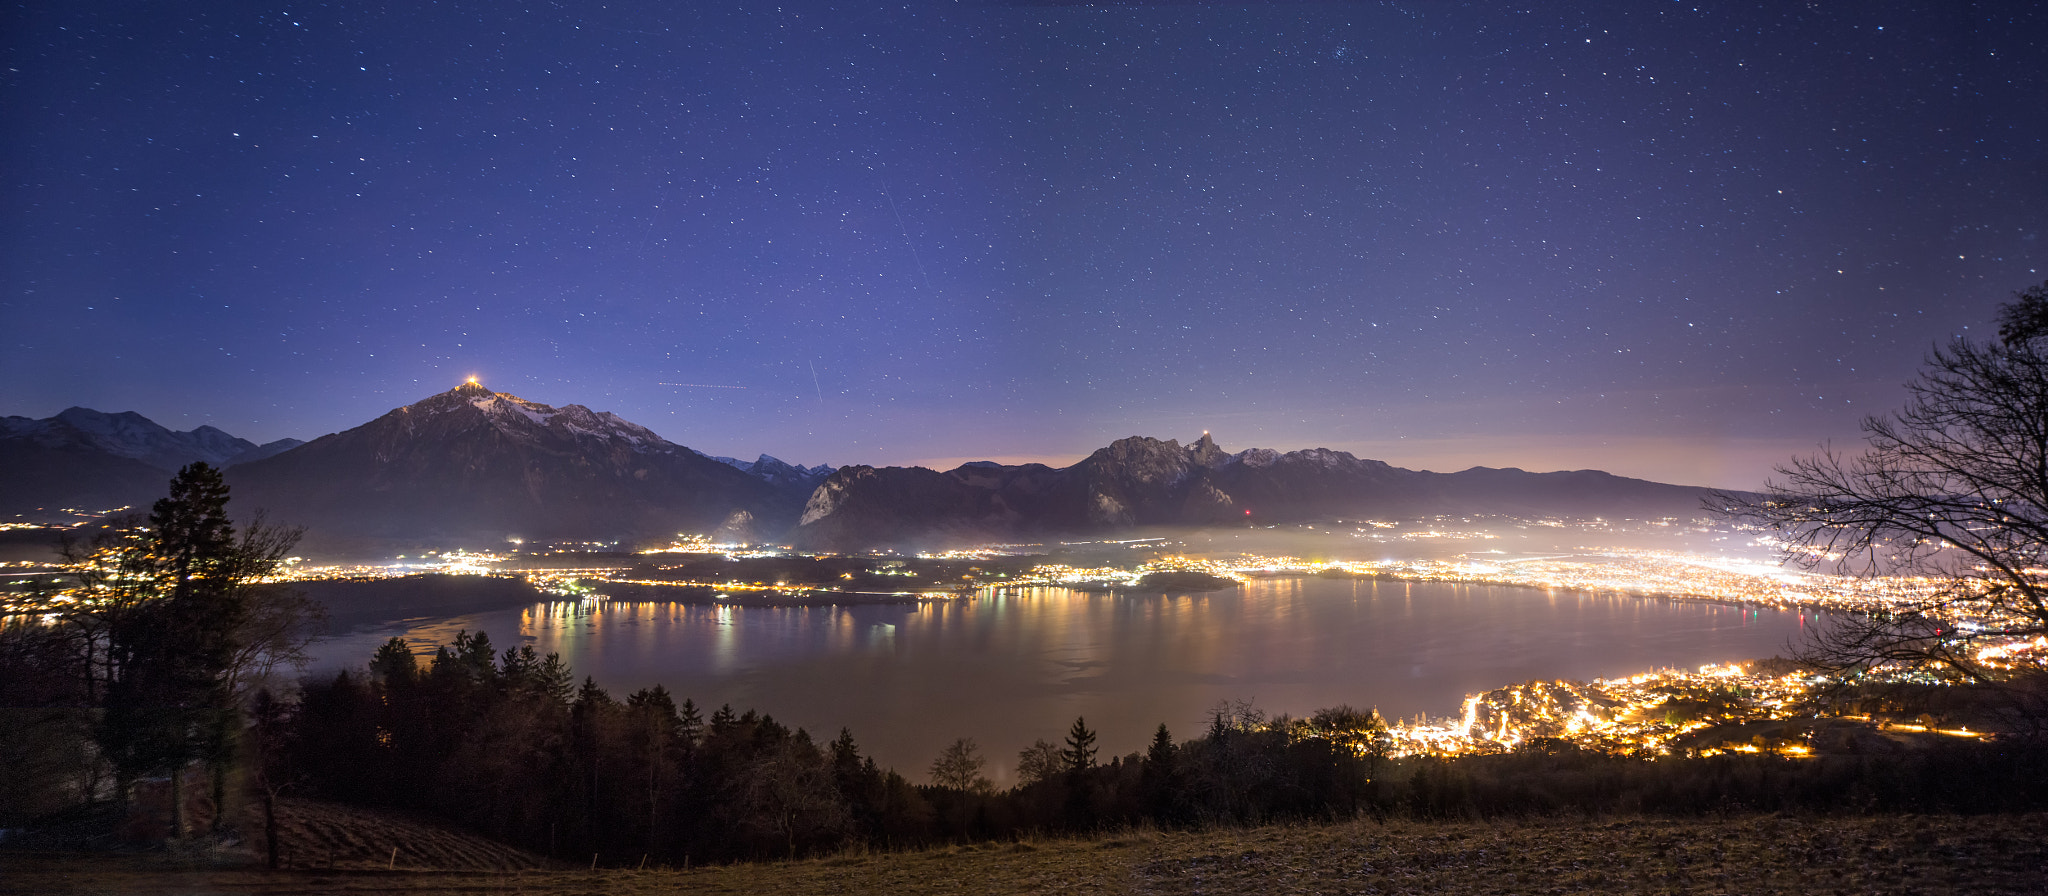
[[7, 812, 2046, 896]]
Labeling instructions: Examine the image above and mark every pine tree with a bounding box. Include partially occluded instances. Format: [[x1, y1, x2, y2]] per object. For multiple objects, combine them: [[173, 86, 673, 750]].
[[1141, 722, 1186, 826], [678, 698, 704, 748], [1060, 717, 1099, 829], [89, 463, 304, 835], [369, 637, 419, 686], [1061, 716, 1097, 772]]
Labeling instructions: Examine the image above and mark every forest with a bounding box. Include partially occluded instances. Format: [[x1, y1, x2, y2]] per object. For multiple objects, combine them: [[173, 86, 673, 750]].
[[254, 629, 2048, 867]]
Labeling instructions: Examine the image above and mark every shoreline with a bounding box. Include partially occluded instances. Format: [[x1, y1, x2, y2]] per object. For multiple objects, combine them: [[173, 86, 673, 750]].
[[1239, 567, 1841, 616], [305, 565, 1833, 633]]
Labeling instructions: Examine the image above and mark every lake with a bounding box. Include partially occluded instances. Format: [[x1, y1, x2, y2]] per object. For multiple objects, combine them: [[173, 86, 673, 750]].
[[309, 576, 1818, 784]]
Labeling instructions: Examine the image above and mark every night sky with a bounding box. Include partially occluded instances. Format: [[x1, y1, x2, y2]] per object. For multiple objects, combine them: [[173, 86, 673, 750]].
[[5, 2, 2044, 489]]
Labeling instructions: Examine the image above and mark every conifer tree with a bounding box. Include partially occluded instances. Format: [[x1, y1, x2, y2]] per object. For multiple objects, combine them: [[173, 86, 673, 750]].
[[87, 463, 305, 835], [1060, 716, 1099, 828], [1061, 716, 1097, 772]]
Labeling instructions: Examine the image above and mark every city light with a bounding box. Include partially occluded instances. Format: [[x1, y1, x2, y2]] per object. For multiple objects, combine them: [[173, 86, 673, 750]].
[[10, 514, 2041, 759]]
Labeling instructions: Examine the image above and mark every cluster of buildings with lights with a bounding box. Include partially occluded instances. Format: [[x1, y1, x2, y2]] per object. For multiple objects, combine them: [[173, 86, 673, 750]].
[[1377, 658, 2005, 759], [1381, 662, 1818, 758]]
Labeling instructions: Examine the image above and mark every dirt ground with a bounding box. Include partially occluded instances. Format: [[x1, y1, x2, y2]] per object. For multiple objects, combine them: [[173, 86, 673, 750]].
[[7, 811, 2046, 896]]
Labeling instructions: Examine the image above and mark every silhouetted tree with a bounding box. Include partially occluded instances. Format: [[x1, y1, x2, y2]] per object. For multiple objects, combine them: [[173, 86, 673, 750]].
[[369, 637, 419, 687], [565, 676, 621, 855], [1014, 738, 1063, 787], [626, 685, 683, 851], [1062, 717, 1098, 772], [1996, 281, 2048, 345], [1719, 282, 2048, 734], [290, 669, 383, 804], [929, 737, 994, 794], [737, 728, 849, 857], [1060, 717, 1099, 827], [1140, 723, 1191, 826], [76, 463, 307, 834]]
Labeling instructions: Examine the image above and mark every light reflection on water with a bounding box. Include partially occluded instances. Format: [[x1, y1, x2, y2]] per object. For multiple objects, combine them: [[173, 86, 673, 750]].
[[310, 578, 1817, 785]]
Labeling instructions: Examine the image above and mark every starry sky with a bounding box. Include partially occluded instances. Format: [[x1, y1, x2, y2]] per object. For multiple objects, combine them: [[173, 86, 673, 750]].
[[4, 1, 2044, 489]]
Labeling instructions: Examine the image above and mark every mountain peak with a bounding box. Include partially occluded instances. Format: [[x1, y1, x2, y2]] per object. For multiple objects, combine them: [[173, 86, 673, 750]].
[[397, 383, 673, 449], [227, 384, 812, 542]]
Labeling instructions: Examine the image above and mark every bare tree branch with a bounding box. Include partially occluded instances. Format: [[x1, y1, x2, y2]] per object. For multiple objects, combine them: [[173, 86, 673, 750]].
[[1716, 284, 2048, 709]]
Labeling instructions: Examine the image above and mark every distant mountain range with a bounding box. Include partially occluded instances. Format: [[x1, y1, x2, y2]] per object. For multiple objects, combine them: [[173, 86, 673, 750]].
[[223, 382, 811, 545], [4, 384, 1726, 549], [708, 454, 836, 491], [0, 407, 301, 516], [790, 434, 1717, 550]]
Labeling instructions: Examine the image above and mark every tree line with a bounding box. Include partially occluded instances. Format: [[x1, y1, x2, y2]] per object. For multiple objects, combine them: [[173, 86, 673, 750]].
[[265, 636, 1406, 863], [262, 636, 2048, 867]]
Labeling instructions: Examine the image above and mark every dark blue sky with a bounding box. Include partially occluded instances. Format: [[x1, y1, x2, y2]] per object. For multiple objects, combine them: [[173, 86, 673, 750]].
[[5, 1, 2043, 488]]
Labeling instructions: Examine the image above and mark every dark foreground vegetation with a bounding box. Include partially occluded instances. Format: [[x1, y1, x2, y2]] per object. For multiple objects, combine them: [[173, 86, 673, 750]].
[[7, 811, 2047, 896], [203, 629, 2044, 869], [15, 604, 2048, 870]]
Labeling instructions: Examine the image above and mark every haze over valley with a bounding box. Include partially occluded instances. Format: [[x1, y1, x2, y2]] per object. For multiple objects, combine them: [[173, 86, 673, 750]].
[[5, 0, 2045, 885]]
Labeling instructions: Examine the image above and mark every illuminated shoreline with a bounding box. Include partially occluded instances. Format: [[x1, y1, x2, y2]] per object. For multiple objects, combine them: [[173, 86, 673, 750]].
[[13, 529, 2039, 761]]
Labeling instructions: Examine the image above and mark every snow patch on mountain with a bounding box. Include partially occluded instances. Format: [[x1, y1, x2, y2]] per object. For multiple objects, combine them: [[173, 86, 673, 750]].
[[449, 386, 662, 449], [1232, 448, 1281, 468], [713, 453, 834, 486], [1285, 447, 1356, 470]]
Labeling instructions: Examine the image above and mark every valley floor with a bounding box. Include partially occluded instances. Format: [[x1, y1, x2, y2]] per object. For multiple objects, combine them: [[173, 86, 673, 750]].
[[7, 811, 2047, 896]]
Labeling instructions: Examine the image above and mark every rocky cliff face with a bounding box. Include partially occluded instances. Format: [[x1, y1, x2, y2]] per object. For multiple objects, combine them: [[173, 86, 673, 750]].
[[793, 465, 1022, 549], [227, 382, 808, 543]]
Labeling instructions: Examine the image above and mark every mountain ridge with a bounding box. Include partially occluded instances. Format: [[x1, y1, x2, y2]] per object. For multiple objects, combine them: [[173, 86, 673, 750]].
[[0, 407, 303, 517], [788, 434, 1722, 550], [223, 382, 811, 545], [6, 386, 1729, 549]]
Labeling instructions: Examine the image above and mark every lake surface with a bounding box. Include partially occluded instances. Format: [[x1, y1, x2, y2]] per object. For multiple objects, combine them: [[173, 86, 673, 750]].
[[310, 577, 1819, 784]]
